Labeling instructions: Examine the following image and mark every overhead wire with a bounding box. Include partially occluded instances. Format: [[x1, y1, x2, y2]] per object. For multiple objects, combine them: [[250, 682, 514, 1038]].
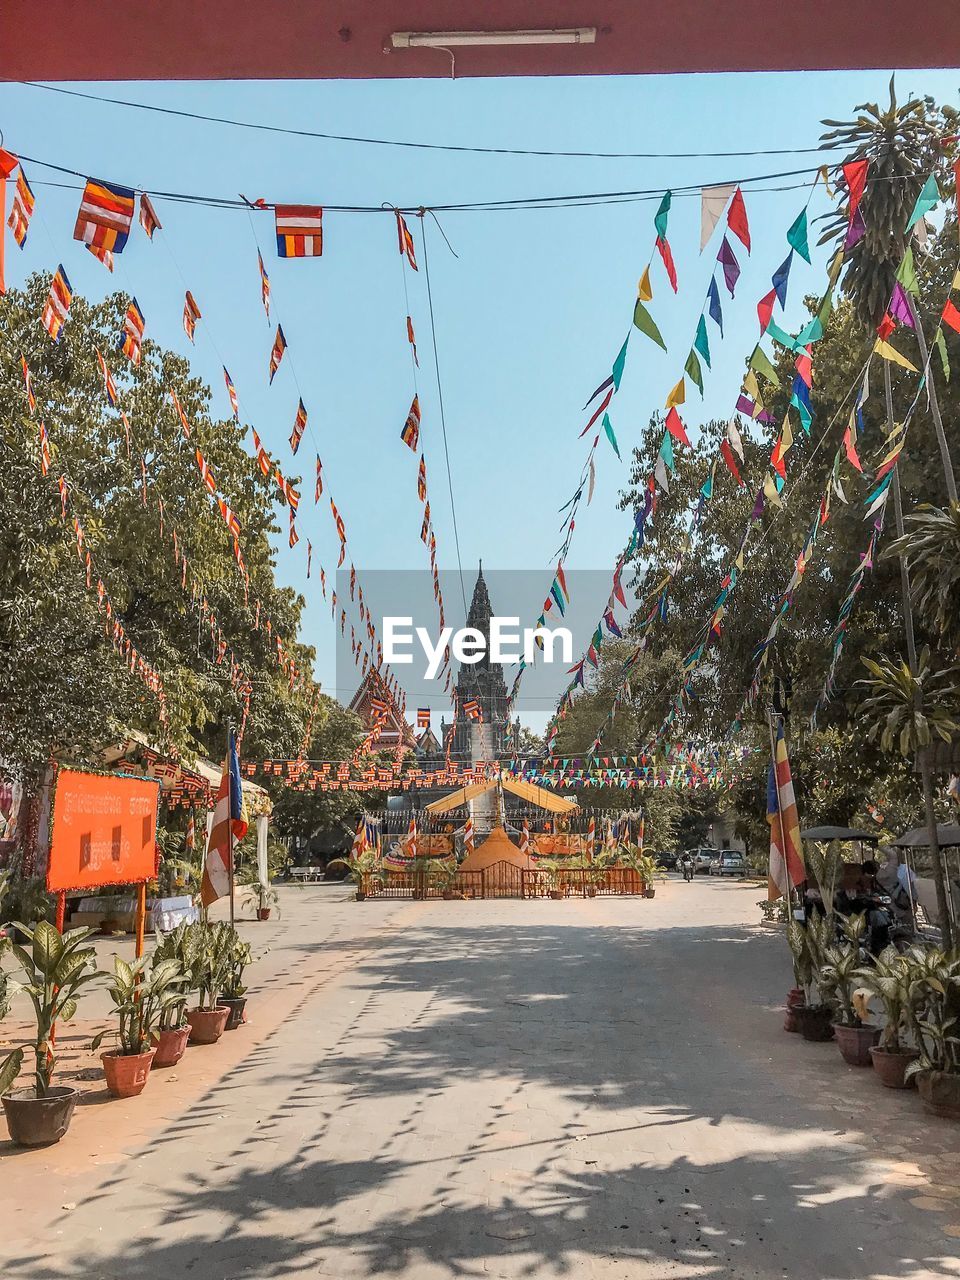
[[7, 79, 848, 161]]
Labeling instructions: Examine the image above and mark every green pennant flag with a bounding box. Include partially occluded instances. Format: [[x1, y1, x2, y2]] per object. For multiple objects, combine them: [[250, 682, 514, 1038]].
[[749, 344, 781, 386], [602, 411, 621, 459], [766, 319, 798, 351], [786, 209, 810, 263], [895, 246, 919, 297], [934, 327, 951, 382], [694, 315, 711, 368], [906, 174, 939, 231], [633, 299, 666, 350], [611, 335, 630, 390], [795, 315, 824, 346], [654, 191, 672, 240], [658, 430, 675, 472], [817, 287, 835, 330], [684, 348, 704, 395]]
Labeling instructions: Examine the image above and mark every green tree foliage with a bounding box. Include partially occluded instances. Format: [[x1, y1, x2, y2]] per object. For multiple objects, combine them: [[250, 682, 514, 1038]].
[[0, 275, 318, 778]]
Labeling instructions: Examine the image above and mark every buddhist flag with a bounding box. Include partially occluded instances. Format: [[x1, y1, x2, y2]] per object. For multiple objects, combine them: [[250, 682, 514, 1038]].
[[417, 707, 431, 730], [306, 540, 312, 578], [139, 194, 162, 239], [401, 395, 421, 450], [200, 731, 249, 908], [288, 508, 299, 548], [463, 698, 481, 722], [21, 355, 35, 413], [396, 211, 418, 269], [417, 454, 427, 501], [121, 298, 145, 365], [257, 250, 271, 318], [8, 166, 35, 247], [96, 348, 118, 406], [182, 291, 201, 342], [251, 429, 271, 476], [41, 266, 72, 342], [519, 820, 530, 857], [289, 398, 307, 454], [87, 244, 114, 272], [38, 420, 51, 475], [767, 720, 805, 899], [74, 178, 135, 254], [268, 325, 287, 383], [315, 455, 323, 502], [406, 315, 419, 366], [195, 447, 217, 495], [223, 367, 239, 420], [275, 204, 323, 257]]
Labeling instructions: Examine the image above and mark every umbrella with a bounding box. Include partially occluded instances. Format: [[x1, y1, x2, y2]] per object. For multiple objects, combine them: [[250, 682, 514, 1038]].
[[800, 826, 878, 842], [893, 824, 960, 849]]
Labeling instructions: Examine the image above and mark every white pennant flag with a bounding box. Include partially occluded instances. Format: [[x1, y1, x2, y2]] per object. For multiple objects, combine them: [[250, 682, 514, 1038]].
[[700, 184, 736, 251], [587, 456, 596, 505], [726, 416, 745, 462]]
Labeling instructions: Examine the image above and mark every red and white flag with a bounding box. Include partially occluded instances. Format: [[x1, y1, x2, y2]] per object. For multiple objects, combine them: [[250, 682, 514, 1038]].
[[200, 732, 249, 908], [767, 720, 805, 899]]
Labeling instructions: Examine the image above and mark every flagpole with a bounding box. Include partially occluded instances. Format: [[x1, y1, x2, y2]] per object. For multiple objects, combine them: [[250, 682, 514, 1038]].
[[226, 719, 236, 926], [767, 706, 794, 916]]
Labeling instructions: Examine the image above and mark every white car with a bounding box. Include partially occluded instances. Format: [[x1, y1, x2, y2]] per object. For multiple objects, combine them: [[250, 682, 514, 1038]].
[[711, 851, 748, 877]]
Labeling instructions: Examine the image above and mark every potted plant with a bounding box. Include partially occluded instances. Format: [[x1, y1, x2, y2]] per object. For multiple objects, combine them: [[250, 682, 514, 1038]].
[[902, 946, 960, 1118], [218, 934, 255, 1030], [818, 914, 880, 1066], [855, 946, 919, 1087], [150, 922, 194, 1066], [91, 954, 185, 1097], [184, 921, 234, 1043], [783, 915, 812, 1033], [1, 921, 100, 1146], [327, 847, 384, 901], [634, 853, 661, 899], [788, 914, 836, 1042], [536, 859, 567, 899]]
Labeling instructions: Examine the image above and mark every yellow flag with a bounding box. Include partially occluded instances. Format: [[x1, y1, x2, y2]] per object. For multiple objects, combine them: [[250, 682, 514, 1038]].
[[762, 472, 783, 508], [952, 268, 960, 291], [780, 416, 794, 454], [638, 266, 653, 302], [665, 378, 686, 408], [874, 339, 918, 373], [817, 165, 836, 199], [742, 370, 763, 408]]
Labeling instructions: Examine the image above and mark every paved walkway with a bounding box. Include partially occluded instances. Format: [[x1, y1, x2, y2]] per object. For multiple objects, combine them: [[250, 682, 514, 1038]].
[[4, 878, 960, 1279]]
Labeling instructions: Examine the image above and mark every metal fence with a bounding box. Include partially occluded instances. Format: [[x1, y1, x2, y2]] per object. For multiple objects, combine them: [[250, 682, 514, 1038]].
[[360, 864, 648, 901]]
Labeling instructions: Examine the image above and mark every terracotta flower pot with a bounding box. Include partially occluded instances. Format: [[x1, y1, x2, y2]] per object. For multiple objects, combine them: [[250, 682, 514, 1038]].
[[784, 988, 805, 1033], [796, 1004, 835, 1042], [186, 1006, 230, 1044], [833, 1022, 880, 1067], [917, 1069, 960, 1120], [101, 1048, 156, 1098], [2, 1086, 78, 1147], [549, 889, 565, 900], [257, 908, 271, 921], [153, 1025, 190, 1068], [217, 997, 247, 1031], [869, 1045, 918, 1089]]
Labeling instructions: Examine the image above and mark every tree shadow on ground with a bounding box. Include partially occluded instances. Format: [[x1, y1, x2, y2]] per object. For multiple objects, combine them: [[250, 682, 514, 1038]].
[[6, 910, 960, 1279]]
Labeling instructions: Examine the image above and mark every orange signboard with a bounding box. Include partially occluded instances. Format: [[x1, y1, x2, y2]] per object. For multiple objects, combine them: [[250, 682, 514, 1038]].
[[47, 768, 160, 893]]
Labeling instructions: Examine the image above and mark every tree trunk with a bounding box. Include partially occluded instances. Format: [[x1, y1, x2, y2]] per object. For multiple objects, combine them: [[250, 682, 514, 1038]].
[[920, 749, 953, 948]]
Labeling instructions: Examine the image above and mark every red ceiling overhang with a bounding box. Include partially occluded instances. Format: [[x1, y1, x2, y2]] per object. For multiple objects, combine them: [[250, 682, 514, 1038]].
[[3, 1, 959, 80]]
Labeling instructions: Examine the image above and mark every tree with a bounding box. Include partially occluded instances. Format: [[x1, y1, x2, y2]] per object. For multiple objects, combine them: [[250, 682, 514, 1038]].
[[0, 275, 319, 781]]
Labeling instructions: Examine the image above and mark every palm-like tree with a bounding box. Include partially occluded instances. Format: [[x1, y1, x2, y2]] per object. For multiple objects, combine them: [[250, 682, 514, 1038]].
[[858, 648, 959, 942], [887, 504, 960, 652], [820, 80, 953, 329]]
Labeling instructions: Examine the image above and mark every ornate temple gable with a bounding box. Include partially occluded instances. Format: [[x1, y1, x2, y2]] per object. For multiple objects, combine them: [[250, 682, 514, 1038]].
[[348, 669, 415, 748]]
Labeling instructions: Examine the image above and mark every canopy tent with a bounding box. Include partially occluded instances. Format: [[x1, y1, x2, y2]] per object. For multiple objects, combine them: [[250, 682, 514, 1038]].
[[423, 774, 577, 817], [423, 780, 498, 816], [894, 824, 960, 848], [800, 826, 878, 843]]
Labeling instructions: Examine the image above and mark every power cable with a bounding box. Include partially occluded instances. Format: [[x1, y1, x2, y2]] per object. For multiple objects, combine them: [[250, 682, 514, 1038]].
[[7, 80, 847, 162]]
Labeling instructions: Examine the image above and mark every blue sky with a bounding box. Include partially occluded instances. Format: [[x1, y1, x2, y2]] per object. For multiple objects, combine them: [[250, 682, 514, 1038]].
[[2, 69, 958, 725]]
